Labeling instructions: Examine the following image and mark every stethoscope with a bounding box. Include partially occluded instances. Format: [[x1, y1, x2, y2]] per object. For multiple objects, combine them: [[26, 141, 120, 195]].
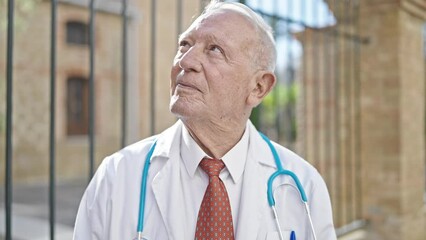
[[134, 132, 317, 240]]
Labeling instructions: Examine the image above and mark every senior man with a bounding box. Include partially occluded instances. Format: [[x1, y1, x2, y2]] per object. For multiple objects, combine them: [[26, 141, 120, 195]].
[[73, 1, 336, 239]]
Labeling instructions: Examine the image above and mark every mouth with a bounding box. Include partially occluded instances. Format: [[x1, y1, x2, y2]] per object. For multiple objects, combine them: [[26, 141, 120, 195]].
[[175, 82, 201, 92]]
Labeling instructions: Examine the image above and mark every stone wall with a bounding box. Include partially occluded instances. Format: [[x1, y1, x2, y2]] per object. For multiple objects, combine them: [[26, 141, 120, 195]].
[[298, 0, 426, 238], [359, 1, 426, 239]]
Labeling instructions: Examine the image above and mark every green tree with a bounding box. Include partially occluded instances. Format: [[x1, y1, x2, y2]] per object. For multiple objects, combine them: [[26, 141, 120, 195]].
[[0, 0, 41, 134], [0, 0, 41, 32], [251, 82, 299, 143]]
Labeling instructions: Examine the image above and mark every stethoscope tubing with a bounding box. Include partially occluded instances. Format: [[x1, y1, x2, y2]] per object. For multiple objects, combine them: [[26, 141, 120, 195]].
[[272, 183, 317, 240], [262, 133, 317, 240], [259, 132, 283, 171], [137, 140, 157, 234], [135, 133, 317, 239], [267, 169, 308, 205]]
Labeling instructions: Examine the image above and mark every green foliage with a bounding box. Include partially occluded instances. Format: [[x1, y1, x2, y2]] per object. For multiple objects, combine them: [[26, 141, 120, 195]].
[[0, 0, 41, 32], [250, 82, 300, 144], [261, 82, 299, 126], [0, 0, 39, 134], [250, 104, 260, 128]]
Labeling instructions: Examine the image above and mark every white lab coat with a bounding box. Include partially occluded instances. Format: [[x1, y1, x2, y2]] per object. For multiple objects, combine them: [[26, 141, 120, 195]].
[[73, 120, 336, 240]]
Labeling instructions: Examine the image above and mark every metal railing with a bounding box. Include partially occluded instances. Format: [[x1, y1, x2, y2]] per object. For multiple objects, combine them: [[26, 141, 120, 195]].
[[3, 0, 130, 239], [252, 0, 365, 231], [5, 1, 14, 239], [2, 0, 365, 238]]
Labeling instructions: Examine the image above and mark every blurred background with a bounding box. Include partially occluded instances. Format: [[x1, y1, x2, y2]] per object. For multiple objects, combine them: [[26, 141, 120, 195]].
[[0, 0, 425, 239]]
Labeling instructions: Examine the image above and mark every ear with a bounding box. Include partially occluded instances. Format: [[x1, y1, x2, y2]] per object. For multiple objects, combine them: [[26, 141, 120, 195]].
[[246, 71, 276, 107]]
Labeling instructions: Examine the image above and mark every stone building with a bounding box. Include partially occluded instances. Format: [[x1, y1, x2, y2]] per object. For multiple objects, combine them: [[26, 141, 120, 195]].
[[0, 0, 201, 183]]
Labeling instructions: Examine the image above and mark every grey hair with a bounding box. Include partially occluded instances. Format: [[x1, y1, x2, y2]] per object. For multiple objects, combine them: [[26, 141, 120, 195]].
[[200, 0, 277, 72]]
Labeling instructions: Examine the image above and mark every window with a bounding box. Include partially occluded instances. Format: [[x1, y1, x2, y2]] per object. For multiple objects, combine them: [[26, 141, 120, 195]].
[[67, 77, 89, 135], [66, 21, 88, 45]]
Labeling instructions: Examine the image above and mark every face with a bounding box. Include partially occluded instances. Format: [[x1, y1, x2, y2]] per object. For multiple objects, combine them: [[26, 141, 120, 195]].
[[170, 10, 261, 123]]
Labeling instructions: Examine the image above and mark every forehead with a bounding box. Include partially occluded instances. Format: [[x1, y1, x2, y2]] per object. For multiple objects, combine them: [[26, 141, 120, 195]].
[[181, 9, 257, 45]]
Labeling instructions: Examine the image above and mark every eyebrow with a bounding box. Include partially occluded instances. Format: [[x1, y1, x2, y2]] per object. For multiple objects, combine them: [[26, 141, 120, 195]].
[[178, 31, 230, 51], [205, 34, 228, 48], [177, 33, 185, 43]]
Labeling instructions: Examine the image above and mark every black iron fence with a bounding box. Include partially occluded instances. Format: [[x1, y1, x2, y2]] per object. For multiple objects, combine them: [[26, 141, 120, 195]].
[[252, 0, 366, 233], [2, 0, 127, 238], [2, 0, 365, 238]]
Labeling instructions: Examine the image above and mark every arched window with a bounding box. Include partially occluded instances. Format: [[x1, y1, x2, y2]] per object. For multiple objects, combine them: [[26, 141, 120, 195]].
[[67, 77, 89, 135], [66, 21, 88, 45]]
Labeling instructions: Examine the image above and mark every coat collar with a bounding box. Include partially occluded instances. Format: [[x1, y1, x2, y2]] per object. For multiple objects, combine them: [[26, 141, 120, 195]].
[[150, 120, 183, 161], [151, 120, 278, 169]]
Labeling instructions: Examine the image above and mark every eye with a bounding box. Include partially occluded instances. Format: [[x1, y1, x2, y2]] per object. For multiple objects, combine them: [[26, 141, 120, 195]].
[[179, 40, 189, 47], [178, 40, 191, 52], [208, 45, 223, 54]]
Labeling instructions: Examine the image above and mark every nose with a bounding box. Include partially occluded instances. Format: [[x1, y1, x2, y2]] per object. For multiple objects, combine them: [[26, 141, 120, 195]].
[[178, 47, 202, 73]]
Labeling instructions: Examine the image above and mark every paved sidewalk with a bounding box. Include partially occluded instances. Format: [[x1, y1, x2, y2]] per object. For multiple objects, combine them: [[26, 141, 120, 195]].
[[0, 181, 87, 240]]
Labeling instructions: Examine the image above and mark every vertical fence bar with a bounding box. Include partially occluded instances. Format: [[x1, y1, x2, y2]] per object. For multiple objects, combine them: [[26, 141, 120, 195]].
[[348, 0, 356, 222], [323, 1, 333, 188], [272, 0, 280, 143], [177, 0, 183, 38], [354, 0, 362, 221], [301, 0, 308, 159], [49, 0, 58, 239], [89, 0, 96, 178], [121, 0, 128, 148], [351, 0, 358, 223], [5, 0, 15, 239], [317, 0, 325, 173], [334, 0, 342, 227], [312, 0, 319, 168], [286, 0, 294, 146], [349, 0, 356, 223], [150, 0, 156, 135], [256, 0, 266, 133], [342, 0, 353, 224], [328, 0, 338, 223]]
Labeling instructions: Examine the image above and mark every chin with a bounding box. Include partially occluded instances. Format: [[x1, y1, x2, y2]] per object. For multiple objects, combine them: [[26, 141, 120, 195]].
[[170, 95, 207, 120], [170, 100, 190, 119], [170, 103, 204, 122]]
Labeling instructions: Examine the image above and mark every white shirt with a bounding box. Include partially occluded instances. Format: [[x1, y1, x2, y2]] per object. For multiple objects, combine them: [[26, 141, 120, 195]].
[[180, 124, 249, 236]]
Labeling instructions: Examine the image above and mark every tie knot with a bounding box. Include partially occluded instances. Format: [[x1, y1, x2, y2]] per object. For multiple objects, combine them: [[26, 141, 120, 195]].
[[199, 158, 225, 177]]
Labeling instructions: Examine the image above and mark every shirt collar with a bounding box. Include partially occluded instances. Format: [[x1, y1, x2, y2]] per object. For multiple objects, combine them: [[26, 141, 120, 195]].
[[181, 123, 250, 184]]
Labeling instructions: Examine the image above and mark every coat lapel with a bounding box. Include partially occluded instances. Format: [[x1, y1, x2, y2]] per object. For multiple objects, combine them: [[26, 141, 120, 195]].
[[151, 154, 186, 239], [235, 124, 277, 239], [150, 121, 187, 239]]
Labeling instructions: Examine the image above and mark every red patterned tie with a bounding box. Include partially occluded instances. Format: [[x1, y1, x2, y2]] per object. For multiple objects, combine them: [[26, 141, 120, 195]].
[[195, 158, 234, 240]]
